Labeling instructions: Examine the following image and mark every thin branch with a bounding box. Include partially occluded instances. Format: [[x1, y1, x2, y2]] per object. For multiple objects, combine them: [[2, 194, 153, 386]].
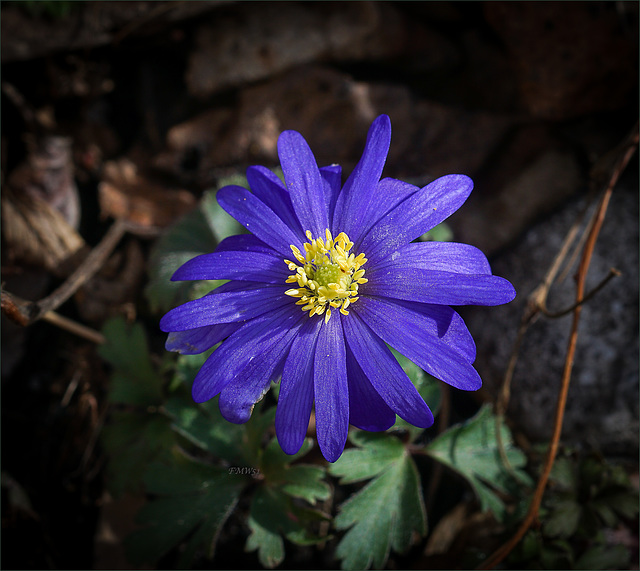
[[42, 310, 106, 344], [34, 218, 128, 321], [1, 217, 152, 342], [539, 267, 621, 318], [480, 123, 638, 570]]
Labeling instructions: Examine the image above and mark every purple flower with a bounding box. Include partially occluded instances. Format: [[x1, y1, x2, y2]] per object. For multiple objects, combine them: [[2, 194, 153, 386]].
[[160, 115, 515, 462]]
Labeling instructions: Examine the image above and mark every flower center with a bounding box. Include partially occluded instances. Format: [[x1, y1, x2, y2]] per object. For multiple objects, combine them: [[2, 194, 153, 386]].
[[284, 229, 368, 323]]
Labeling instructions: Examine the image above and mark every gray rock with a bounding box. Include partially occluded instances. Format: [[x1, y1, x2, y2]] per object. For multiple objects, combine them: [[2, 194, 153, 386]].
[[187, 2, 379, 97], [466, 175, 639, 456], [157, 65, 515, 189], [484, 2, 638, 120], [452, 123, 586, 255], [185, 2, 446, 98]]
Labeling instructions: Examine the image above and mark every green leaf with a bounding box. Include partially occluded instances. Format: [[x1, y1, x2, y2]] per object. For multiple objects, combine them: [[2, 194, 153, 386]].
[[99, 317, 163, 406], [574, 544, 630, 570], [330, 431, 406, 484], [246, 495, 285, 569], [605, 489, 640, 520], [513, 529, 543, 562], [145, 183, 244, 314], [261, 437, 330, 504], [543, 498, 582, 537], [549, 455, 577, 491], [102, 411, 175, 497], [245, 434, 331, 568], [539, 539, 573, 569], [425, 405, 532, 522], [389, 348, 441, 438], [280, 465, 331, 503], [125, 448, 245, 566], [164, 394, 245, 464], [168, 352, 280, 467], [246, 485, 329, 568], [420, 222, 453, 242], [329, 432, 427, 570]]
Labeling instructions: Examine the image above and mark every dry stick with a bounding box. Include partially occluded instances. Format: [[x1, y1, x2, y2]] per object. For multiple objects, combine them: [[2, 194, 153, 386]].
[[493, 123, 637, 474], [1, 82, 38, 128], [493, 186, 592, 474], [1, 218, 130, 342], [479, 129, 638, 571], [540, 267, 621, 319], [42, 310, 106, 344], [33, 218, 128, 321]]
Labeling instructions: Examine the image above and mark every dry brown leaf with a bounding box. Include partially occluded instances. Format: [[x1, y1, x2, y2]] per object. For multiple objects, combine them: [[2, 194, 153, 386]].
[[1, 186, 85, 274], [98, 158, 195, 228]]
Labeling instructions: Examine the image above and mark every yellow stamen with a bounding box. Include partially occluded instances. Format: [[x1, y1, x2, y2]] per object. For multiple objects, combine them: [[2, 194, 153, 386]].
[[283, 229, 367, 324]]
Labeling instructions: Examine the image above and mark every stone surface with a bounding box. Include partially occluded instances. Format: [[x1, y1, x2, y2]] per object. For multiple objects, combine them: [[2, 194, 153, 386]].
[[451, 123, 586, 255], [188, 2, 373, 97], [485, 1, 638, 119], [157, 65, 516, 189], [466, 175, 639, 456], [1, 1, 224, 62]]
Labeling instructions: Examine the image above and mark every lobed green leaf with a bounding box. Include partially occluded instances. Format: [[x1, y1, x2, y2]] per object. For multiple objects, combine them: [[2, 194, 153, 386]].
[[425, 405, 532, 522], [246, 485, 329, 568], [333, 446, 426, 569], [145, 180, 245, 314], [125, 448, 245, 566], [330, 431, 406, 484], [329, 432, 426, 569], [101, 412, 175, 497], [100, 316, 163, 406]]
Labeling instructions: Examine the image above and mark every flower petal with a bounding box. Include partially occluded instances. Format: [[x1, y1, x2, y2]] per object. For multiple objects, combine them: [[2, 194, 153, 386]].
[[214, 233, 275, 254], [342, 312, 434, 428], [278, 130, 329, 236], [191, 305, 301, 403], [320, 164, 342, 227], [165, 322, 241, 354], [217, 184, 302, 256], [171, 250, 289, 283], [333, 114, 391, 242], [275, 317, 323, 455], [355, 297, 481, 390], [314, 314, 349, 463], [345, 347, 396, 431], [359, 296, 475, 363], [360, 174, 474, 264], [246, 165, 305, 239], [370, 241, 491, 275], [160, 284, 291, 331], [351, 177, 420, 249], [364, 267, 516, 306], [218, 316, 303, 424]]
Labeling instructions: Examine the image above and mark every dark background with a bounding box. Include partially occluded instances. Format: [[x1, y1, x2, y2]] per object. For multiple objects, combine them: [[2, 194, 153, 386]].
[[2, 2, 638, 568]]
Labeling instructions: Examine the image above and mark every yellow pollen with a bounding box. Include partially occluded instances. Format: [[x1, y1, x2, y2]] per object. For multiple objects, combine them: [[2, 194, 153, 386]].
[[284, 229, 367, 323]]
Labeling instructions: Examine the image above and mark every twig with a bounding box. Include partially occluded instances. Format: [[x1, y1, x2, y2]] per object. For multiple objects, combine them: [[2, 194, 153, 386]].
[[0, 218, 151, 342], [479, 124, 638, 570], [539, 267, 621, 318], [112, 1, 183, 44], [1, 82, 38, 129], [494, 123, 637, 462], [43, 310, 106, 344], [34, 218, 128, 321]]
